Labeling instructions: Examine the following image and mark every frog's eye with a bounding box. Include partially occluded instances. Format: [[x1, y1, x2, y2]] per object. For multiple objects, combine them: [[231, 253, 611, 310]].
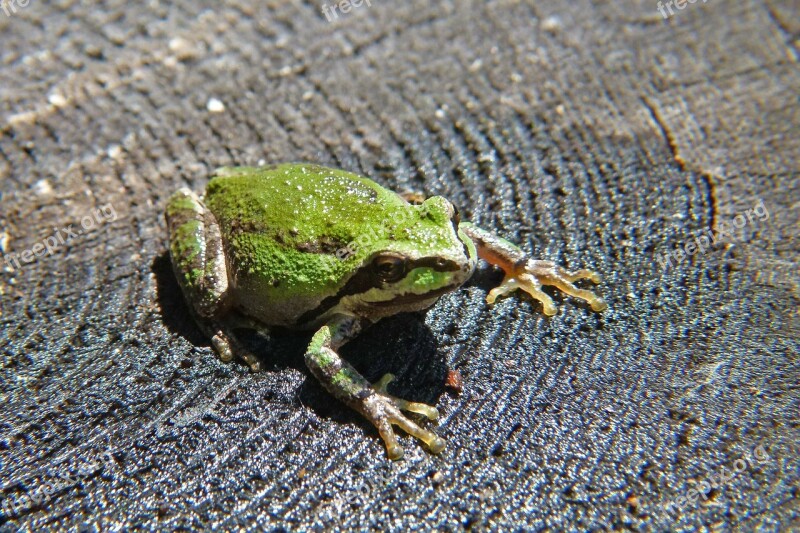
[[372, 254, 407, 283]]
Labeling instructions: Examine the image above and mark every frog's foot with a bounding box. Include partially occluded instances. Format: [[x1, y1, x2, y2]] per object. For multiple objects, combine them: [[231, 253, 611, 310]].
[[210, 328, 263, 372], [305, 320, 445, 460], [459, 223, 608, 315], [368, 374, 445, 460], [487, 260, 607, 316]]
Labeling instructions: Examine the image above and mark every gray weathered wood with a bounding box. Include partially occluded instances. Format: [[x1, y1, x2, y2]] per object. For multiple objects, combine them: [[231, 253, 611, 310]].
[[1, 0, 797, 530]]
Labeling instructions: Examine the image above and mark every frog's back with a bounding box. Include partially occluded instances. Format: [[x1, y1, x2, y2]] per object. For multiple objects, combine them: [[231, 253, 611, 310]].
[[205, 164, 403, 234], [202, 164, 410, 326]]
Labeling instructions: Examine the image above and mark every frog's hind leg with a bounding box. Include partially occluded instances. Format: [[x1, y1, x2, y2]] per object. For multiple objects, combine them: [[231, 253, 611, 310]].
[[165, 188, 230, 318], [305, 318, 445, 460], [167, 189, 263, 372], [181, 313, 263, 372]]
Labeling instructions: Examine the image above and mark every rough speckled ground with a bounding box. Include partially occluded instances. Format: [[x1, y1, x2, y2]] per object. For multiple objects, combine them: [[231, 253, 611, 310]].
[[0, 1, 798, 531]]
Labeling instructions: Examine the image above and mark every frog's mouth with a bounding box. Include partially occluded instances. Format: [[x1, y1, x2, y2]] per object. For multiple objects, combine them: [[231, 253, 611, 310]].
[[368, 283, 460, 307]]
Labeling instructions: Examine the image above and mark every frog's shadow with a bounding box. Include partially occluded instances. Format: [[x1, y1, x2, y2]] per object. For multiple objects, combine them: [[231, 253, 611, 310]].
[[152, 252, 448, 423]]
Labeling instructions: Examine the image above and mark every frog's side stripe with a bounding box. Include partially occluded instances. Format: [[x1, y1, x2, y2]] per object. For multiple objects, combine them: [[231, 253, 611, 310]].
[[295, 256, 462, 326]]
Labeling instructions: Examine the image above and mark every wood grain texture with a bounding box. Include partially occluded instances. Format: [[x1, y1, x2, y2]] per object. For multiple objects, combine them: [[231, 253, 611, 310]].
[[0, 0, 797, 530]]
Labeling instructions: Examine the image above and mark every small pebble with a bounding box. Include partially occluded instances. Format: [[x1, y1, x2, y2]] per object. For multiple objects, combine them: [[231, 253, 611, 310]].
[[168, 37, 201, 61], [34, 179, 53, 196], [48, 93, 67, 107], [445, 369, 463, 393], [207, 98, 225, 113], [541, 16, 562, 32]]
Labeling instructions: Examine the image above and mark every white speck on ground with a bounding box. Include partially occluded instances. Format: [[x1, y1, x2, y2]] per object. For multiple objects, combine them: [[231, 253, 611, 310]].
[[34, 179, 54, 196], [541, 15, 563, 32], [108, 145, 123, 159], [169, 37, 203, 61], [48, 93, 67, 107], [207, 98, 226, 113]]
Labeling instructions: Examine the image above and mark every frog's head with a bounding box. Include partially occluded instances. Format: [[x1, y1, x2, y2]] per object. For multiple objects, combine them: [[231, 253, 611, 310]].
[[339, 196, 478, 320]]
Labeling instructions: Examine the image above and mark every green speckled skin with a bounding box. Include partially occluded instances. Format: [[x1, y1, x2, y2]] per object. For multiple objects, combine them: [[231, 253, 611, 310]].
[[167, 163, 477, 328]]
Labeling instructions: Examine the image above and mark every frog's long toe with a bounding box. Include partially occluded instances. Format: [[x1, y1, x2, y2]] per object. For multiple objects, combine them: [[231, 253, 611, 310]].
[[524, 260, 607, 313], [487, 273, 558, 315], [374, 374, 439, 420]]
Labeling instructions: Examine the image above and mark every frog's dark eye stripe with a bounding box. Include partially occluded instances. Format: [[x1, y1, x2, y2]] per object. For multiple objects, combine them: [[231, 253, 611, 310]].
[[369, 283, 459, 307], [295, 254, 460, 326], [296, 265, 377, 325]]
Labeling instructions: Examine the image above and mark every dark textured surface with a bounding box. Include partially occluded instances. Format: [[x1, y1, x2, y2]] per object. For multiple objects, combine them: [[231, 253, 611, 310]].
[[0, 1, 798, 531]]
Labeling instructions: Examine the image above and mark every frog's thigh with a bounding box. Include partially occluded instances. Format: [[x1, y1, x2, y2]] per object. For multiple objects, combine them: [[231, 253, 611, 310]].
[[165, 188, 229, 318], [304, 320, 445, 460]]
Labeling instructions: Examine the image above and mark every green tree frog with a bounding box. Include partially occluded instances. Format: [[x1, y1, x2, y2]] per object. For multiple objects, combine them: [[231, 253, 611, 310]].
[[165, 163, 607, 460]]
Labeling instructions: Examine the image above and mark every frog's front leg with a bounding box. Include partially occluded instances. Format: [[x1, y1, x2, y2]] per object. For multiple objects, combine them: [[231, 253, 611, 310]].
[[305, 317, 446, 460], [460, 222, 607, 315]]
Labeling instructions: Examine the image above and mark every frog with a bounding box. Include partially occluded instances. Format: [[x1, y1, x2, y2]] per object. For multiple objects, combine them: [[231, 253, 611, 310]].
[[165, 163, 607, 460]]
